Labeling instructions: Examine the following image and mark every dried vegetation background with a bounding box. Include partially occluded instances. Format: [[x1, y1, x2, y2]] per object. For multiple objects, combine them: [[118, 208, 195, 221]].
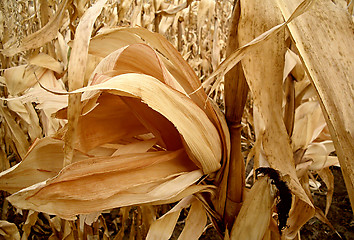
[[0, 0, 353, 239]]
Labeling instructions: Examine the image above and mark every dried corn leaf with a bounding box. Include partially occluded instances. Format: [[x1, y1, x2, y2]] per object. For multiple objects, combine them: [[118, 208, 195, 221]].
[[0, 220, 20, 240], [157, 0, 193, 16], [275, 0, 354, 211], [4, 74, 221, 218], [1, 0, 70, 56], [33, 150, 196, 200], [88, 27, 224, 131], [68, 0, 107, 91], [111, 138, 157, 156], [197, 0, 215, 33], [6, 100, 42, 142], [283, 49, 299, 81], [285, 49, 304, 82], [28, 53, 64, 74], [230, 177, 274, 240], [146, 196, 193, 240], [89, 43, 184, 93], [122, 97, 184, 152], [64, 0, 108, 167], [203, 0, 314, 92], [6, 100, 31, 126], [149, 184, 215, 206], [177, 198, 207, 240], [318, 168, 334, 216], [21, 210, 38, 239], [6, 70, 68, 136], [88, 29, 144, 57], [74, 73, 222, 173], [89, 28, 227, 171], [3, 65, 46, 96], [238, 0, 314, 237], [0, 138, 88, 194], [59, 93, 149, 153], [14, 70, 68, 112], [146, 207, 180, 240], [306, 142, 339, 171], [8, 168, 203, 220], [292, 101, 326, 151], [0, 105, 29, 159]]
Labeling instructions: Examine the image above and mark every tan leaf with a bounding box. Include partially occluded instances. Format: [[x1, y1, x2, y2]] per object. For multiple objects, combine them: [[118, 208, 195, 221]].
[[74, 73, 222, 174], [60, 93, 149, 153], [230, 177, 274, 240], [1, 0, 70, 56], [306, 142, 339, 171], [0, 105, 29, 159], [146, 196, 194, 240], [28, 53, 64, 74], [292, 101, 327, 151], [89, 27, 224, 134], [275, 0, 354, 211], [0, 220, 20, 240], [156, 0, 193, 16], [177, 198, 208, 240], [8, 168, 203, 220], [0, 138, 88, 194], [3, 65, 46, 96], [318, 168, 334, 216], [64, 0, 108, 167], [238, 0, 314, 237], [21, 210, 38, 240]]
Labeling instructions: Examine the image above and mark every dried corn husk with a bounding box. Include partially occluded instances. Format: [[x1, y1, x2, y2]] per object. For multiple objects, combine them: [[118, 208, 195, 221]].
[[230, 177, 275, 240], [2, 22, 224, 222], [0, 220, 20, 240]]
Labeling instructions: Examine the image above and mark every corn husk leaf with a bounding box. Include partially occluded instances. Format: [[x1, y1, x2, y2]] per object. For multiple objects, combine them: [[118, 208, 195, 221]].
[[3, 65, 46, 96], [177, 197, 208, 240], [88, 43, 184, 93], [230, 177, 274, 240], [0, 105, 29, 159], [146, 196, 193, 240], [275, 0, 354, 211], [3, 31, 222, 221], [237, 0, 314, 237], [88, 27, 225, 134], [0, 220, 20, 240], [8, 166, 203, 220], [0, 138, 88, 194], [74, 73, 222, 173], [64, 0, 108, 167], [28, 53, 64, 74], [318, 168, 334, 216], [56, 92, 149, 153]]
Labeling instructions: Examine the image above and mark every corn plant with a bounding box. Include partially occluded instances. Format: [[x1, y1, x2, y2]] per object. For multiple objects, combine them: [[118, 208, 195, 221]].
[[0, 0, 352, 239]]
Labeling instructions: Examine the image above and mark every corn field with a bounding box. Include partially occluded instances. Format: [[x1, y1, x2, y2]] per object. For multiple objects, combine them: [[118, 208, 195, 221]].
[[0, 0, 353, 239]]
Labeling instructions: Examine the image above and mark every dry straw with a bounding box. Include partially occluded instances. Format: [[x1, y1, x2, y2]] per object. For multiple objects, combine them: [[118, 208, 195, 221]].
[[0, 0, 352, 239]]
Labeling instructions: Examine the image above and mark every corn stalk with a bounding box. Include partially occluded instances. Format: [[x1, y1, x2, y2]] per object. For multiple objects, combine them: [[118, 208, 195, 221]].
[[223, 0, 248, 228]]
